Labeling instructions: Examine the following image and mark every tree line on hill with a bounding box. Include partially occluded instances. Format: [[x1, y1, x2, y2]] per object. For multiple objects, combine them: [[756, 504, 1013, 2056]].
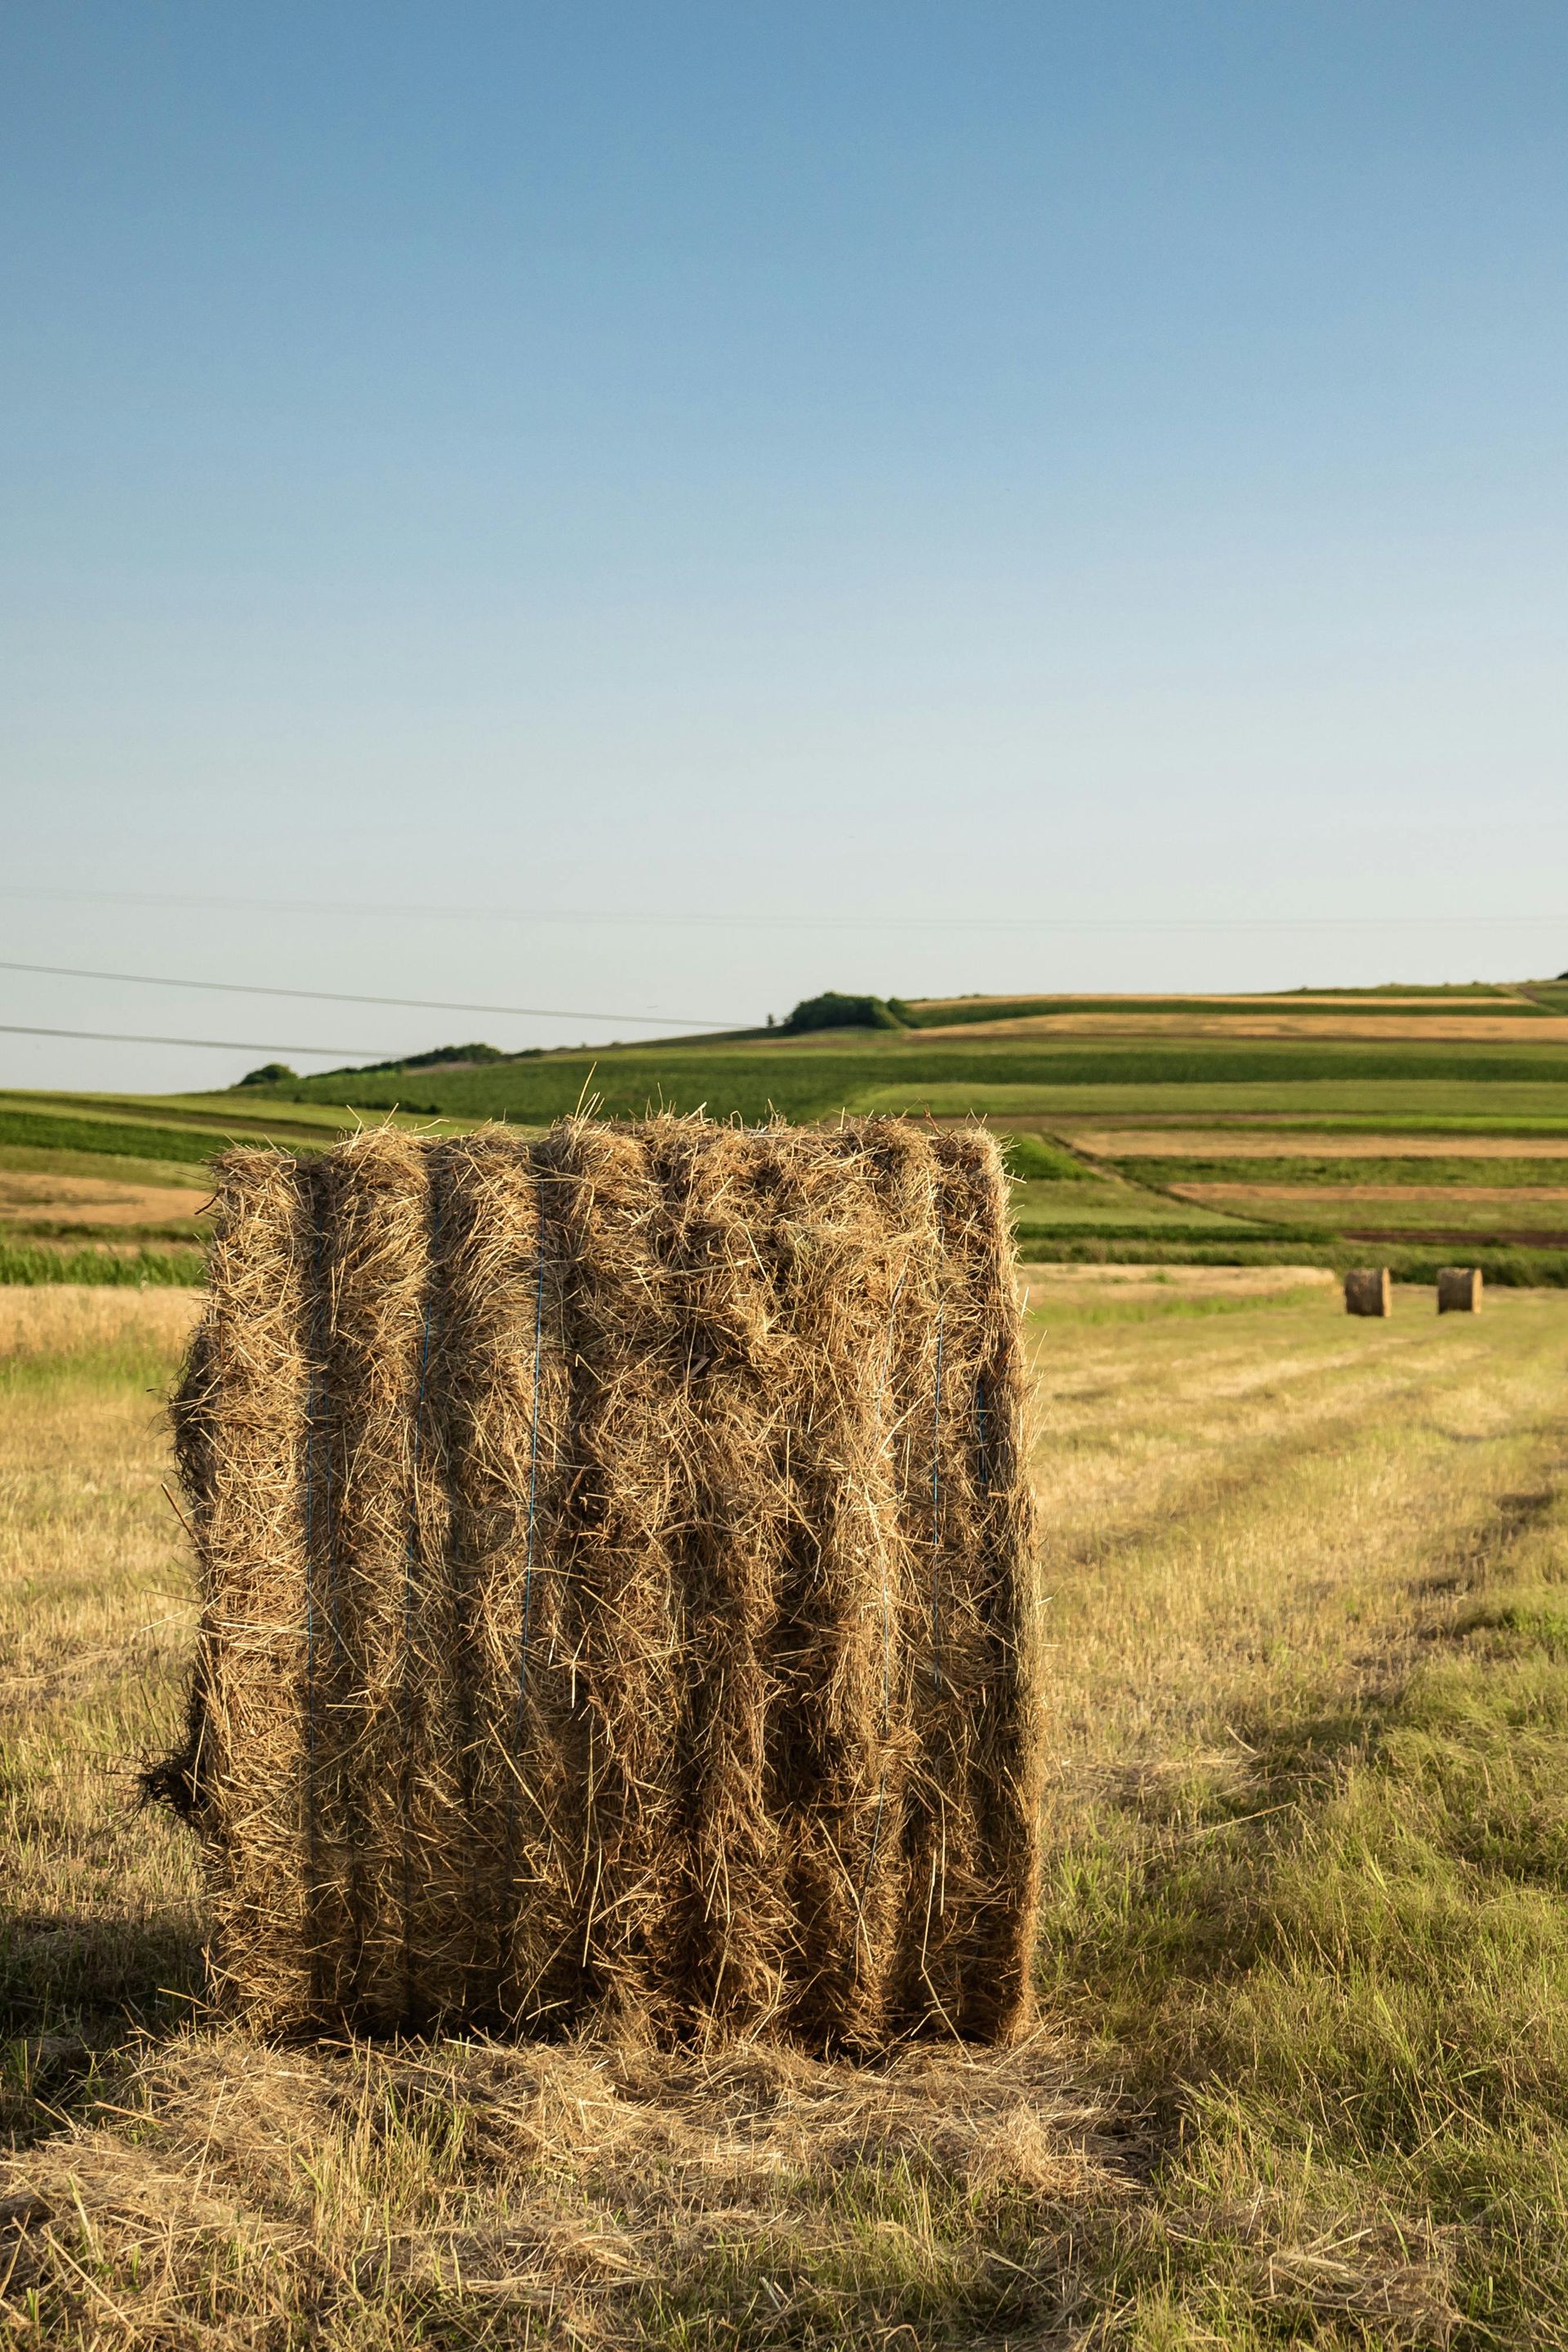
[[237, 996, 918, 1087]]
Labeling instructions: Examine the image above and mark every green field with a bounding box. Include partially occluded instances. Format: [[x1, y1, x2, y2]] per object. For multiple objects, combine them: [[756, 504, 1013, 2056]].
[[7, 1274, 1568, 2345], [229, 1000, 1568, 1281], [3, 987, 1568, 1278], [270, 1039, 1568, 1125], [1123, 1156, 1568, 1187]]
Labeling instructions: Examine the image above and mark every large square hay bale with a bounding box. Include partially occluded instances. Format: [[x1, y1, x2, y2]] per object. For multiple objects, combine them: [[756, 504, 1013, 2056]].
[[159, 1117, 1043, 2050]]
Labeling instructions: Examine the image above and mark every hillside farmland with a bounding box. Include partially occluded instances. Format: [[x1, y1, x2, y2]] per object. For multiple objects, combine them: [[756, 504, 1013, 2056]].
[[3, 983, 1566, 1286], [2, 984, 1567, 1282]]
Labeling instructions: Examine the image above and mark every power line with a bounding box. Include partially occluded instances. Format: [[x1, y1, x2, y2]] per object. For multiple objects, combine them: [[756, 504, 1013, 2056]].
[[0, 884, 1558, 933], [0, 958, 742, 1031], [0, 1023, 394, 1058]]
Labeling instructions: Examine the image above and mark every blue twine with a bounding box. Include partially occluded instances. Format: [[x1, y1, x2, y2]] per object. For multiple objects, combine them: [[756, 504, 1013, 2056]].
[[304, 1198, 343, 1996], [931, 1205, 945, 1695], [514, 1217, 547, 1718], [401, 1196, 439, 1987], [303, 1211, 323, 1913], [501, 1200, 549, 1976], [875, 1273, 904, 1735], [317, 1223, 343, 1681], [862, 1267, 906, 1899]]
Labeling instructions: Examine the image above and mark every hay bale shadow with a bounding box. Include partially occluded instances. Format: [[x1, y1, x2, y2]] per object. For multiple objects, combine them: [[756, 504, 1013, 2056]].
[[0, 1902, 203, 2143]]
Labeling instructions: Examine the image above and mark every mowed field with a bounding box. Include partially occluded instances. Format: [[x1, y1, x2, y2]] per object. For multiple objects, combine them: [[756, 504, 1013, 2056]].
[[5, 1277, 1568, 2346], [5, 981, 1568, 1286]]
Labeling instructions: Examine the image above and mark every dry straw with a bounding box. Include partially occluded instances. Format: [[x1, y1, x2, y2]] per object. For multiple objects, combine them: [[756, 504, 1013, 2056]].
[[158, 1116, 1043, 2050], [1436, 1266, 1482, 1314], [1343, 1267, 1392, 1317]]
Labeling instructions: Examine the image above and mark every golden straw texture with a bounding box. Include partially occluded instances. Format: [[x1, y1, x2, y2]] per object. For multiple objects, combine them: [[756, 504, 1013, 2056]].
[[163, 1116, 1040, 2049]]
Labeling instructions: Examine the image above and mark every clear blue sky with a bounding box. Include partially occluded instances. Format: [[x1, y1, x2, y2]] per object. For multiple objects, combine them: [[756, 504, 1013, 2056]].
[[3, 2, 1566, 1088]]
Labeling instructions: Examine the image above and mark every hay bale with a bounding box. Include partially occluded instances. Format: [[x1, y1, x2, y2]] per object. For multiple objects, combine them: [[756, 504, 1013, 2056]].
[[162, 1116, 1042, 2051], [1437, 1266, 1482, 1314], [1343, 1267, 1392, 1316]]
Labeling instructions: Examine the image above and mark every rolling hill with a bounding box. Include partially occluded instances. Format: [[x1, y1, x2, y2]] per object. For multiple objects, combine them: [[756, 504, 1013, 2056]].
[[4, 983, 1568, 1283]]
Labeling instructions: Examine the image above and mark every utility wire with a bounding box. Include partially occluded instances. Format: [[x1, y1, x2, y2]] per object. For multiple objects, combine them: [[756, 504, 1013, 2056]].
[[0, 1023, 394, 1058], [0, 958, 742, 1031]]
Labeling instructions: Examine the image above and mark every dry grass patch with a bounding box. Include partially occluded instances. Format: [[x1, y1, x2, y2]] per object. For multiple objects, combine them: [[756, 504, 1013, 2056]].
[[0, 1286, 201, 1362], [919, 1013, 1568, 1043], [7, 1280, 1568, 2344], [1, 2028, 1129, 2347], [1023, 1279, 1544, 1797], [1019, 1265, 1335, 1303], [0, 1176, 211, 1233], [0, 1288, 203, 2144]]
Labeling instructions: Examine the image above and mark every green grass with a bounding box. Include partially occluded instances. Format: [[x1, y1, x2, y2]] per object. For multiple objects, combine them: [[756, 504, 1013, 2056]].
[[0, 1244, 206, 1285], [0, 1143, 203, 1187], [1112, 1156, 1568, 1188], [1013, 1281, 1568, 2345], [0, 1093, 467, 1161], [997, 1130, 1097, 1180], [1014, 1235, 1568, 1283], [1041, 1576, 1568, 2342], [234, 1040, 1568, 1132], [1020, 1232, 1297, 1251], [1179, 1194, 1568, 1237], [0, 1089, 412, 1138], [860, 1077, 1568, 1119], [1011, 1178, 1260, 1231], [1270, 981, 1526, 996], [0, 1109, 259, 1167], [1080, 1112, 1568, 1136]]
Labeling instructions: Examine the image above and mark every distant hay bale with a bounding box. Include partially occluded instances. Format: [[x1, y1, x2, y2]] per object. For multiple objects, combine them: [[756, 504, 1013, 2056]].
[[1437, 1266, 1482, 1314], [1343, 1268, 1392, 1316], [159, 1117, 1043, 2051]]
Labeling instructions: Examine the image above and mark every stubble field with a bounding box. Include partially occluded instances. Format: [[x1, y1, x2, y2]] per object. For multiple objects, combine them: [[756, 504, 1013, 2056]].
[[4, 1276, 1568, 2345]]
